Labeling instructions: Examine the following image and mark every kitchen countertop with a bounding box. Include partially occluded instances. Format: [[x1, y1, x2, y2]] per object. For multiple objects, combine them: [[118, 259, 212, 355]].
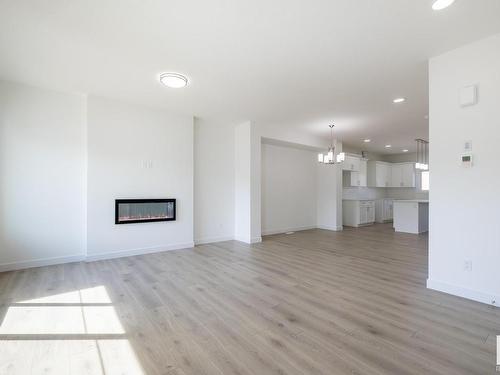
[[393, 199, 429, 203], [342, 199, 376, 201]]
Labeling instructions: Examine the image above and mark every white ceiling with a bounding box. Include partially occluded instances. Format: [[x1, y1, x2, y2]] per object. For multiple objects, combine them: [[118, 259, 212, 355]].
[[1, 0, 500, 153]]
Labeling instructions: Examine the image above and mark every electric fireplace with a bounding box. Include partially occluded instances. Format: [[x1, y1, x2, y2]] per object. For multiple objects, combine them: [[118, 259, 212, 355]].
[[115, 199, 176, 224]]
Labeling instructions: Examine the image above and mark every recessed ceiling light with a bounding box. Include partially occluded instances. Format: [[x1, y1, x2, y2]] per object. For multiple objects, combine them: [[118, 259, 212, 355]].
[[393, 98, 406, 103], [432, 0, 456, 10], [363, 139, 371, 143], [385, 145, 392, 148], [159, 72, 188, 88], [402, 149, 409, 153]]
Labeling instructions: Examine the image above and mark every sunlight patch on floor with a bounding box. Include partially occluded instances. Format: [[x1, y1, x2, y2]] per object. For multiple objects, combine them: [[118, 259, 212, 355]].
[[0, 286, 144, 374], [17, 286, 111, 304], [0, 339, 144, 374]]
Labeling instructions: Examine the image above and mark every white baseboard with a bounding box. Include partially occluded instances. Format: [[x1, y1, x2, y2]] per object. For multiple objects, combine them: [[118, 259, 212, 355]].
[[0, 254, 86, 273], [85, 242, 195, 262], [234, 236, 262, 244], [318, 225, 343, 231], [194, 236, 234, 245], [0, 242, 196, 272], [262, 225, 316, 236], [427, 278, 500, 307]]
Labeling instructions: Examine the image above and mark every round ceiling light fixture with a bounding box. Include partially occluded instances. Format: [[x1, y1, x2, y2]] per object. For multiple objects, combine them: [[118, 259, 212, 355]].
[[432, 0, 456, 10], [159, 72, 189, 88], [393, 97, 406, 103], [402, 149, 409, 153], [363, 139, 371, 143]]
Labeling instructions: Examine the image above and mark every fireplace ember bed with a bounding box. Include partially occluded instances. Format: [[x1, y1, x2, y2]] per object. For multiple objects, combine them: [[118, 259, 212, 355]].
[[115, 199, 176, 224]]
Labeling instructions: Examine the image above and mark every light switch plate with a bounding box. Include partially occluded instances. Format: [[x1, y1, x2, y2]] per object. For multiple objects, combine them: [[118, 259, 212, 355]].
[[460, 85, 477, 107], [464, 140, 472, 151]]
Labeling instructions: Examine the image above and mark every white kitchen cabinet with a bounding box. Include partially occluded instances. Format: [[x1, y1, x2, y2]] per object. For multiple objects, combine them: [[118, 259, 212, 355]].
[[343, 200, 375, 227], [393, 200, 429, 234], [401, 163, 416, 187], [365, 201, 375, 223], [390, 164, 402, 187], [390, 163, 416, 188], [375, 199, 393, 223], [367, 161, 391, 187], [342, 155, 360, 172], [349, 159, 367, 187]]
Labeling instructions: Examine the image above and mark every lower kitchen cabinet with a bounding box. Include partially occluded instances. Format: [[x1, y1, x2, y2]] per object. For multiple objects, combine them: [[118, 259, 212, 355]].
[[342, 200, 375, 227], [375, 198, 393, 223]]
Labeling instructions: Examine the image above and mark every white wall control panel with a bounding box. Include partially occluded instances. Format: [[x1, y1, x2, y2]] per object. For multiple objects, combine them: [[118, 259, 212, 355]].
[[460, 85, 477, 107]]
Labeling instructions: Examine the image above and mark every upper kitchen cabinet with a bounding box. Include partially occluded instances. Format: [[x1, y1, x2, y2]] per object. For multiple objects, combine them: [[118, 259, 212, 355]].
[[367, 161, 391, 187], [349, 158, 367, 187], [342, 155, 360, 172], [390, 163, 416, 188]]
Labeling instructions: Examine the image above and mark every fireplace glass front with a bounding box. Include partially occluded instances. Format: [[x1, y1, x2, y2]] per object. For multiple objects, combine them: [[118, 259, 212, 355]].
[[115, 199, 176, 224]]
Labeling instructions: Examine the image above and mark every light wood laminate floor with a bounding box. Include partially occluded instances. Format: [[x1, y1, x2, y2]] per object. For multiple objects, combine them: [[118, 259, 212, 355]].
[[0, 224, 499, 374]]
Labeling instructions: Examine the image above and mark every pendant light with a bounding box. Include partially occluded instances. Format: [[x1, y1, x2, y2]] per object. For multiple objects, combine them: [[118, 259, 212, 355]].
[[415, 139, 429, 170], [318, 124, 345, 164]]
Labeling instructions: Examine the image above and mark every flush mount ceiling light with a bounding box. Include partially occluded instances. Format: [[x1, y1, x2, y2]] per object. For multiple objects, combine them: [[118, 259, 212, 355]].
[[318, 124, 345, 165], [432, 0, 456, 10], [393, 98, 406, 103], [159, 72, 188, 88], [363, 139, 371, 143], [385, 144, 392, 148], [402, 149, 409, 153]]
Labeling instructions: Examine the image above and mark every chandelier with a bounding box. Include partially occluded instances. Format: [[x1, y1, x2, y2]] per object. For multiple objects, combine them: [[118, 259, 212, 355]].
[[318, 124, 345, 164], [415, 139, 429, 170]]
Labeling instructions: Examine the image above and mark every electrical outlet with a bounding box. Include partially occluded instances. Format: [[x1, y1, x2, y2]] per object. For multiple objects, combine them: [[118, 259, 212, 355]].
[[464, 261, 472, 272]]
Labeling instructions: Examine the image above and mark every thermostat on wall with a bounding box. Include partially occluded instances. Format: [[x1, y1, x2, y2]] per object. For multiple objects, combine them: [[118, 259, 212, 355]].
[[461, 153, 473, 167]]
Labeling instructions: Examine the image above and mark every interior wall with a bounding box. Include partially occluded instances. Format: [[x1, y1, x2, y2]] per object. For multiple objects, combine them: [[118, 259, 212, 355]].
[[250, 124, 262, 242], [86, 96, 194, 260], [261, 142, 317, 235], [428, 33, 500, 305], [0, 81, 86, 270], [317, 141, 343, 231], [194, 118, 235, 244], [0, 81, 345, 268], [234, 122, 252, 242]]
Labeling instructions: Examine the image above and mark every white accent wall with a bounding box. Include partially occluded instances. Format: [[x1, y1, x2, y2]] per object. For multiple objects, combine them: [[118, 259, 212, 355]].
[[261, 142, 317, 235], [0, 82, 86, 270], [86, 96, 194, 260], [0, 82, 195, 270], [428, 33, 500, 305], [194, 118, 235, 244]]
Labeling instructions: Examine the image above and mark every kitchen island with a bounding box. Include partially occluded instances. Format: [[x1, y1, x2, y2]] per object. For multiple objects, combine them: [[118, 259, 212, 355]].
[[393, 200, 429, 234]]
